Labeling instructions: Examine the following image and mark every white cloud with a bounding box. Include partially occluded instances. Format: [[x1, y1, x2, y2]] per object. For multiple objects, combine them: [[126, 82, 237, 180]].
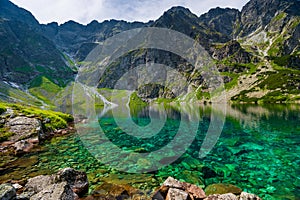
[[10, 0, 249, 25]]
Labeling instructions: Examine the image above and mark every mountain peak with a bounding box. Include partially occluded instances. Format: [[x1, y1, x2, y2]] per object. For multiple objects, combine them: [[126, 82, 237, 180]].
[[163, 6, 198, 20], [0, 0, 39, 26], [199, 7, 240, 37]]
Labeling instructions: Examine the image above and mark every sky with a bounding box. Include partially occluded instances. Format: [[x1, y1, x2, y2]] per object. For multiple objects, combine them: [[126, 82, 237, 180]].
[[10, 0, 249, 25]]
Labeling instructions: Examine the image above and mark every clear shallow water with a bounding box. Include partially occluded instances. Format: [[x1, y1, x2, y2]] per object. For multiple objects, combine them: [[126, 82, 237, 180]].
[[1, 104, 299, 199]]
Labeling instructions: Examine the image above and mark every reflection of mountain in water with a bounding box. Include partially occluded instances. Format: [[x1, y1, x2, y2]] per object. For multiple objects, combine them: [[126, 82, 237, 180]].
[[225, 104, 300, 131]]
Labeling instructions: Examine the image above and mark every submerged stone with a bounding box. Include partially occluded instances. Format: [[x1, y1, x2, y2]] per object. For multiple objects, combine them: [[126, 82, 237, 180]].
[[202, 166, 217, 179], [205, 183, 242, 195]]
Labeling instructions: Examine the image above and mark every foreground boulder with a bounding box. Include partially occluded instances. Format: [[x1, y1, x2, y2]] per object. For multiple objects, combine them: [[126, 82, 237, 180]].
[[57, 168, 89, 196], [20, 168, 88, 200], [153, 177, 206, 200], [5, 117, 43, 142], [0, 184, 16, 200], [166, 188, 189, 200], [30, 182, 76, 200]]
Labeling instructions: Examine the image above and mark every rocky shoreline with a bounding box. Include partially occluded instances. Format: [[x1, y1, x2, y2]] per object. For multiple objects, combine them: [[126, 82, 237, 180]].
[[0, 169, 261, 200], [0, 104, 74, 156]]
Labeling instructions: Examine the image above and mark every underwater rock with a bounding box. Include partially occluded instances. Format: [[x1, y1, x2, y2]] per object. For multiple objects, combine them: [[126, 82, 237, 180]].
[[239, 143, 264, 151], [0, 183, 16, 200], [90, 182, 144, 200], [57, 168, 89, 196], [227, 142, 264, 155], [202, 166, 218, 179], [205, 183, 242, 195], [180, 170, 205, 188], [166, 188, 188, 200]]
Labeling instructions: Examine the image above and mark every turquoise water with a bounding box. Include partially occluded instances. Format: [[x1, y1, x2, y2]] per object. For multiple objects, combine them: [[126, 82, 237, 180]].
[[1, 104, 299, 199]]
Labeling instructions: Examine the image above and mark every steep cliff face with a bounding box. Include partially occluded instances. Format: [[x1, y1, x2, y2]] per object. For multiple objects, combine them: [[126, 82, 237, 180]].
[[199, 7, 240, 37], [0, 0, 76, 106], [211, 41, 252, 64], [239, 0, 300, 67], [0, 20, 72, 85], [240, 0, 300, 36], [0, 0, 39, 28], [97, 49, 200, 96], [0, 1, 74, 86]]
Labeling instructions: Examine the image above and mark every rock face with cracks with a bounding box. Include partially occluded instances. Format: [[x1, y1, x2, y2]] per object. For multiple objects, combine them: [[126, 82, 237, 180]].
[[19, 168, 88, 200]]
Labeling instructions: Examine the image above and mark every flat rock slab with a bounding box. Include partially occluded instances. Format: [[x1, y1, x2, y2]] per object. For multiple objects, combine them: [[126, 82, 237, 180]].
[[5, 117, 43, 141]]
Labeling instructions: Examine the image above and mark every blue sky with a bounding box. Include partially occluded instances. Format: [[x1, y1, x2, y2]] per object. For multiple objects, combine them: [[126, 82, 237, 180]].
[[10, 0, 249, 25]]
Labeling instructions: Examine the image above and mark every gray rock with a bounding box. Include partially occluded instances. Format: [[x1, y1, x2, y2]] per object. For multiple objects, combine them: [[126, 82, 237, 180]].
[[12, 183, 22, 190], [219, 193, 238, 200], [57, 168, 89, 196], [155, 177, 206, 200], [23, 168, 88, 199], [162, 177, 184, 189], [5, 117, 43, 142], [30, 182, 77, 200], [25, 175, 55, 194], [13, 140, 34, 155], [16, 192, 31, 200], [199, 7, 240, 37], [166, 188, 188, 200], [239, 192, 261, 200], [211, 41, 251, 64], [0, 184, 16, 200], [205, 193, 238, 200]]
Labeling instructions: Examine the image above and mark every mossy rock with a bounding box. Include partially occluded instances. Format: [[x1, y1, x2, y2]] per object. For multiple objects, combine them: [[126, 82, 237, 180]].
[[205, 183, 242, 195]]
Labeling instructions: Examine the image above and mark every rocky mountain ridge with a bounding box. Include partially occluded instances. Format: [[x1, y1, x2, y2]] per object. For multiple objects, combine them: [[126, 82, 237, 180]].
[[0, 0, 299, 107]]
